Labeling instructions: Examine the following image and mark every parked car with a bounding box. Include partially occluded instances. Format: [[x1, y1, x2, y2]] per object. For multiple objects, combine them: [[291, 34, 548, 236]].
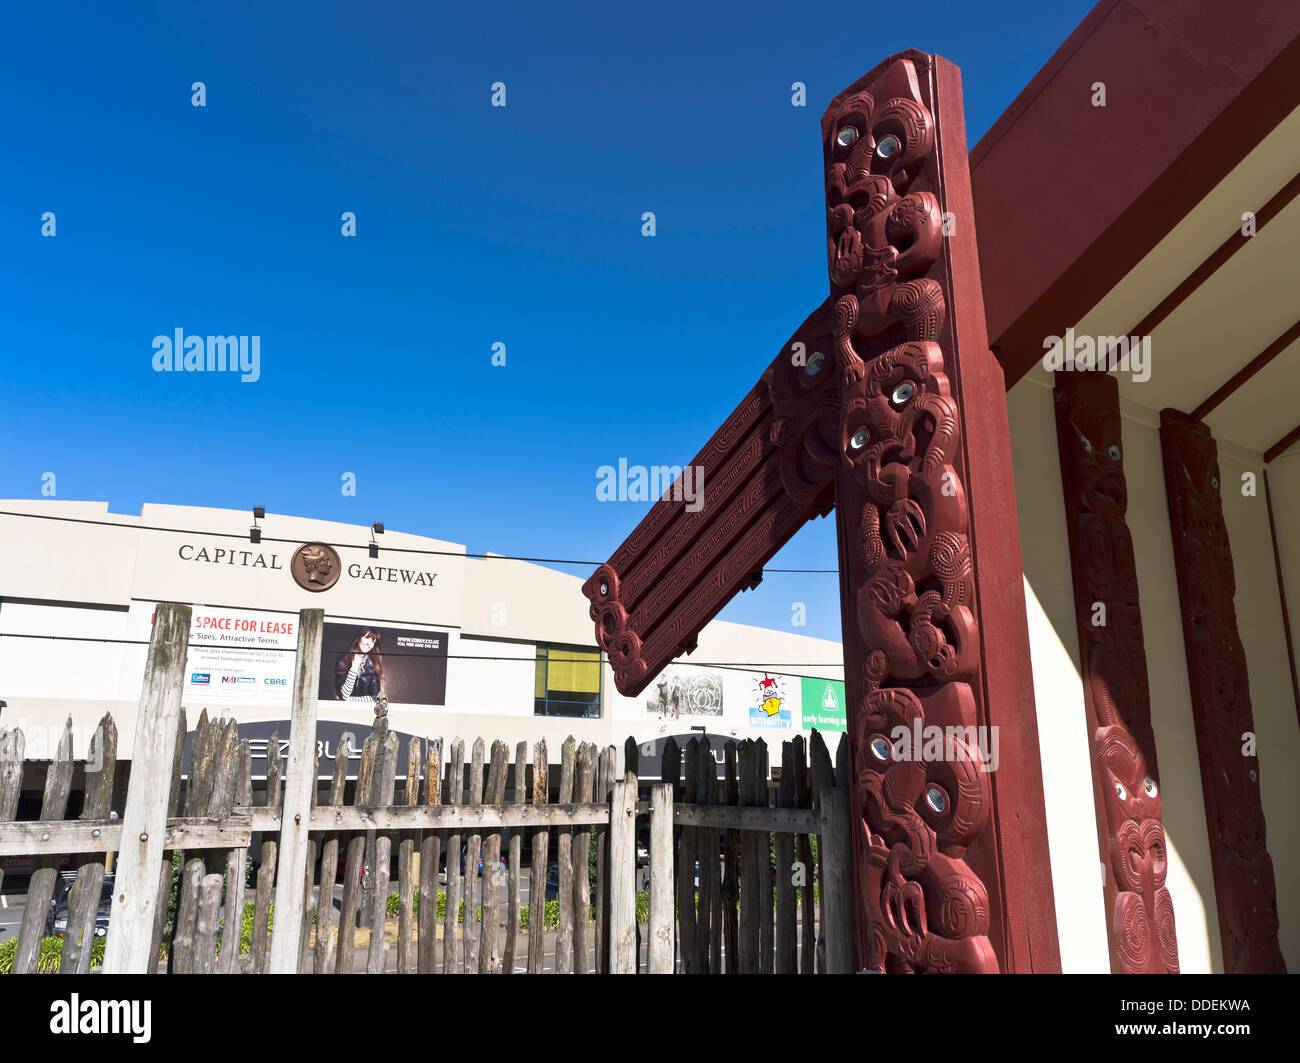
[[46, 877, 113, 939], [544, 863, 558, 900], [461, 852, 508, 877]]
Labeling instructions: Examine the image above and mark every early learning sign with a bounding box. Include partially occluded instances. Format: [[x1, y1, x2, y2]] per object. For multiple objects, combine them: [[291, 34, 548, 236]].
[[801, 676, 846, 732]]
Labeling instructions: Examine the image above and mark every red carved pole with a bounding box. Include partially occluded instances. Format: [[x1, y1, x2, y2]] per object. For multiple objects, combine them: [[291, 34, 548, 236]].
[[824, 52, 1057, 972], [1055, 369, 1178, 973], [1160, 410, 1286, 973], [585, 52, 1060, 973]]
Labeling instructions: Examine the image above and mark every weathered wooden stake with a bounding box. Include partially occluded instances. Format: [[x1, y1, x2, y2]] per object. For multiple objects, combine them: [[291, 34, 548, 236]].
[[104, 602, 191, 974], [268, 608, 324, 973], [526, 740, 548, 974], [647, 781, 674, 973], [608, 777, 637, 973]]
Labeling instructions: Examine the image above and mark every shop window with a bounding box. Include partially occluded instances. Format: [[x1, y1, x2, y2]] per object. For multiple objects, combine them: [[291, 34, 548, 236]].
[[534, 644, 602, 718]]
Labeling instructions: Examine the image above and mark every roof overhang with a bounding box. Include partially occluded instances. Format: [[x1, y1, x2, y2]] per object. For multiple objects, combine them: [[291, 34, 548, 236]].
[[971, 0, 1300, 394]]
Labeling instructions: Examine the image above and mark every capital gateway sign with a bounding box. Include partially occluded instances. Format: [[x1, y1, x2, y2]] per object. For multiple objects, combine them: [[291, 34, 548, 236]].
[[176, 541, 439, 592]]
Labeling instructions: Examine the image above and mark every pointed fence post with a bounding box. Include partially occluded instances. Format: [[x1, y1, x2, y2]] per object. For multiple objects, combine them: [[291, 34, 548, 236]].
[[103, 602, 191, 974], [269, 608, 324, 973]]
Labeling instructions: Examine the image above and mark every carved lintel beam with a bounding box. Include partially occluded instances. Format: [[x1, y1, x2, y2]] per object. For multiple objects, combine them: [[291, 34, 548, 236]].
[[584, 300, 837, 697]]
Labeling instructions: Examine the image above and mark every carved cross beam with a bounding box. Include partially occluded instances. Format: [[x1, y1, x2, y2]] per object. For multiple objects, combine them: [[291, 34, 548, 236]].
[[583, 51, 1060, 973]]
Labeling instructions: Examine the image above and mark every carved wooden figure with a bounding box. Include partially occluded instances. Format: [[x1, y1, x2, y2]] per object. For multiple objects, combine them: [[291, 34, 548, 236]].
[[1160, 410, 1286, 973], [584, 52, 1059, 973], [1055, 369, 1178, 973]]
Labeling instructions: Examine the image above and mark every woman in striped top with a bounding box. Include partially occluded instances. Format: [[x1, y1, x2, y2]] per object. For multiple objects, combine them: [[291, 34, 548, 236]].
[[334, 627, 385, 703]]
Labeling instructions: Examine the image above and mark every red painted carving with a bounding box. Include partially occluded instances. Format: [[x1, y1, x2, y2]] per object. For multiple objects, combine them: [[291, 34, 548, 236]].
[[823, 57, 995, 973], [1055, 369, 1178, 973], [584, 52, 1059, 973], [1160, 410, 1286, 973]]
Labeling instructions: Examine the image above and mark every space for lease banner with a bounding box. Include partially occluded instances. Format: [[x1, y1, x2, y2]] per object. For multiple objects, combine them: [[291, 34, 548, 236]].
[[128, 601, 298, 704]]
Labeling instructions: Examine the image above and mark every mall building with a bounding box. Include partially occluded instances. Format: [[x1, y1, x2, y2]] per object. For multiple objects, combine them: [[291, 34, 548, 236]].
[[0, 500, 848, 791]]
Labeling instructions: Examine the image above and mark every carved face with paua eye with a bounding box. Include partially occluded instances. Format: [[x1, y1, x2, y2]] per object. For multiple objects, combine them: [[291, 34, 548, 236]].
[[1098, 726, 1165, 885], [1056, 377, 1127, 520], [1174, 437, 1231, 571], [822, 58, 943, 341]]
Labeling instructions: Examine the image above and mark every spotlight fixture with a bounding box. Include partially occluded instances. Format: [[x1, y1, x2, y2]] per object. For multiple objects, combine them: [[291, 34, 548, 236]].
[[250, 505, 264, 543], [369, 542, 379, 558], [371, 522, 384, 535], [253, 506, 265, 520], [368, 520, 384, 558]]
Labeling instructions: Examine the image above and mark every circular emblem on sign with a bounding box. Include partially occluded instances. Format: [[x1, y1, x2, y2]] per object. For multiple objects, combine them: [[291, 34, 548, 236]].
[[290, 542, 342, 592]]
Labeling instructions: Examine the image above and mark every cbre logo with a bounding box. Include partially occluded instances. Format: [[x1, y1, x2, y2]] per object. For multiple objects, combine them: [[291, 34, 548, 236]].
[[191, 673, 210, 684]]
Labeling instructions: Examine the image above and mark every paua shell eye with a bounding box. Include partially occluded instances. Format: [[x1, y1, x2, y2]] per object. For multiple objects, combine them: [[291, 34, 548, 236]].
[[850, 428, 869, 451], [805, 351, 825, 376], [870, 736, 892, 761], [1114, 780, 1127, 800], [891, 381, 915, 406], [876, 134, 901, 158], [1107, 444, 1121, 460], [924, 785, 948, 813], [1210, 476, 1220, 491], [837, 126, 859, 147], [1081, 436, 1093, 453], [1144, 777, 1158, 798]]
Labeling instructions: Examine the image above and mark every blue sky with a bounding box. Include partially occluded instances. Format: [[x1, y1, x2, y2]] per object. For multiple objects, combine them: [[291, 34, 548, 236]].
[[0, 0, 1093, 644]]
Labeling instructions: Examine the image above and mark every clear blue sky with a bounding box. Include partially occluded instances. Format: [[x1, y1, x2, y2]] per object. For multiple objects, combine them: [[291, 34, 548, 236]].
[[0, 0, 1093, 644]]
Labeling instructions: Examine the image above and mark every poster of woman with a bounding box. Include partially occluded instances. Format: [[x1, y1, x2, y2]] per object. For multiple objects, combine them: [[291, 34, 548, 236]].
[[334, 627, 386, 702], [318, 621, 449, 707]]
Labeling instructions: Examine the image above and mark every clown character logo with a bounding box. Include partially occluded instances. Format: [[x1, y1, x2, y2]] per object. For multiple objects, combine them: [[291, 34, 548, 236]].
[[749, 674, 792, 729]]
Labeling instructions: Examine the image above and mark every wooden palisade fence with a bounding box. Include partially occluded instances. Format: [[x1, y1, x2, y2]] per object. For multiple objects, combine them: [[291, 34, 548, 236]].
[[0, 604, 856, 973]]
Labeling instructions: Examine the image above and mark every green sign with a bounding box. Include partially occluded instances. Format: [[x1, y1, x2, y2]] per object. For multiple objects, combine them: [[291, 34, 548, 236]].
[[801, 677, 846, 732]]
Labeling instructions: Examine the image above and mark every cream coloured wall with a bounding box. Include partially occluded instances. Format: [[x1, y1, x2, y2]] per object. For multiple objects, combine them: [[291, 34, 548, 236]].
[[1113, 398, 1220, 973], [1007, 370, 1111, 974], [1007, 368, 1224, 973]]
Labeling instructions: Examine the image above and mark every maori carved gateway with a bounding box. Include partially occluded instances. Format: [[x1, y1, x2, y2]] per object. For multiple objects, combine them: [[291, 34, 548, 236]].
[[583, 52, 1059, 972], [1054, 370, 1178, 973], [1160, 411, 1286, 973]]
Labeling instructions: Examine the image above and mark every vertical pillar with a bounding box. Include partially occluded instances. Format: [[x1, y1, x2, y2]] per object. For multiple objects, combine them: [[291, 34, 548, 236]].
[[1055, 368, 1178, 972], [1160, 409, 1286, 972], [824, 51, 1059, 972]]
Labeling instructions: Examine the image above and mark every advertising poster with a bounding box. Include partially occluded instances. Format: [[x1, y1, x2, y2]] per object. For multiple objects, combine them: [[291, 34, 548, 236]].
[[131, 603, 299, 704], [746, 672, 794, 730], [800, 676, 847, 732], [643, 664, 723, 718], [318, 621, 448, 707]]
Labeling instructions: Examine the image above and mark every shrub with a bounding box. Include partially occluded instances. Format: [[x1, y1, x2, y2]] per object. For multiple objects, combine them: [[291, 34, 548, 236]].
[[0, 934, 106, 974]]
